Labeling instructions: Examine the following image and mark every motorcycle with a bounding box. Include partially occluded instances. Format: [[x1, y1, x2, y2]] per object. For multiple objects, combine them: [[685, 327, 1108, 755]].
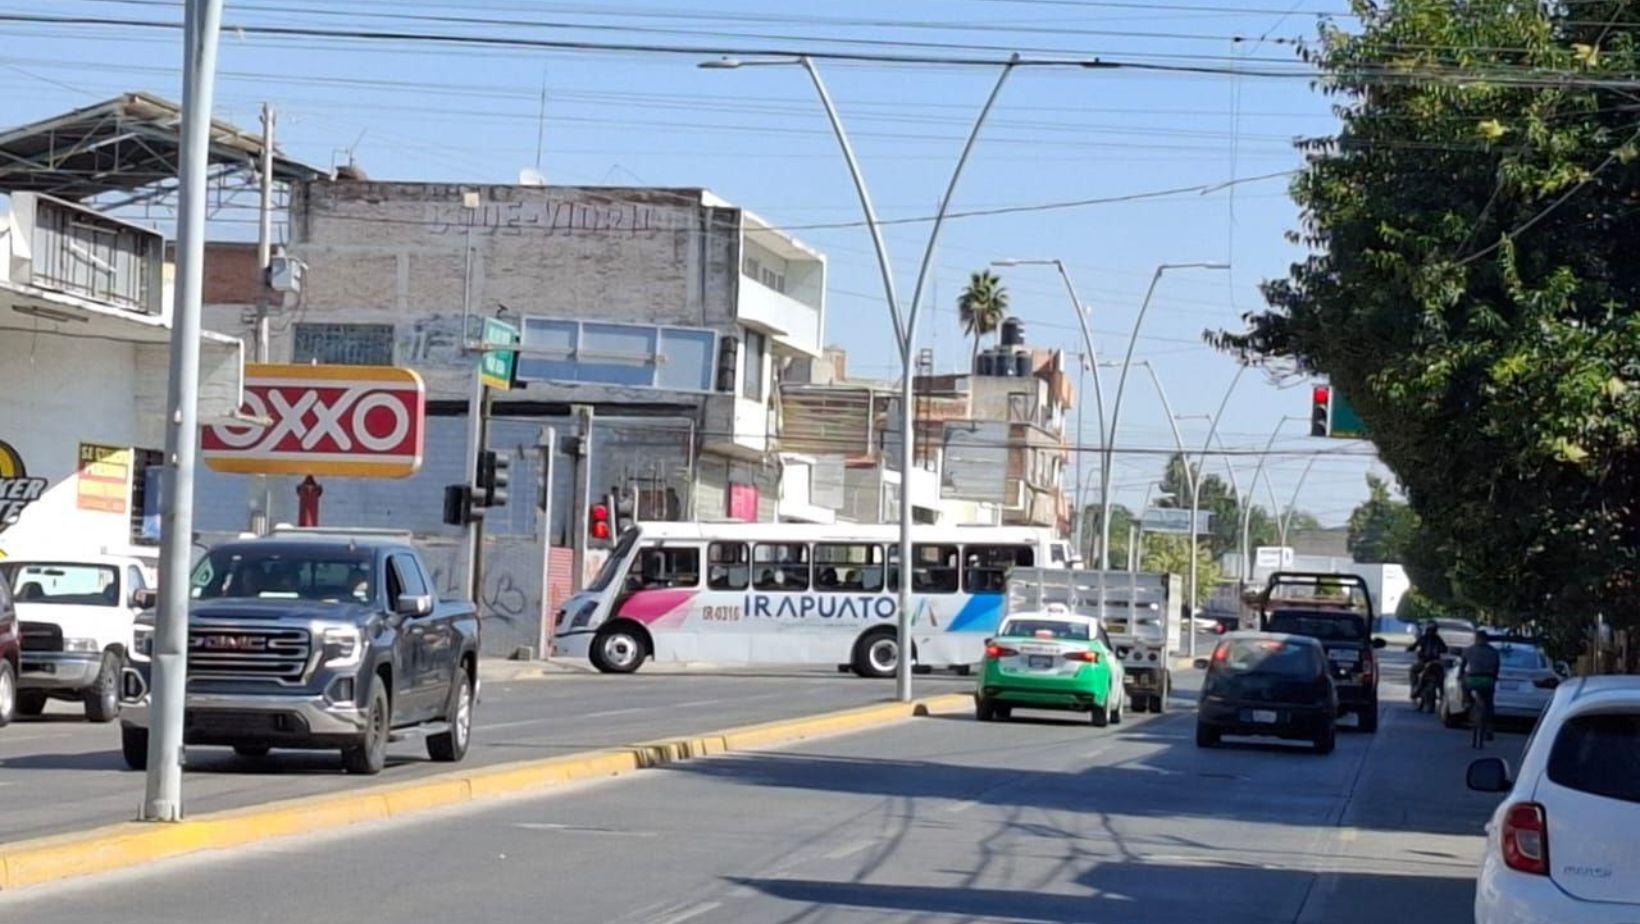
[[1413, 659, 1446, 714]]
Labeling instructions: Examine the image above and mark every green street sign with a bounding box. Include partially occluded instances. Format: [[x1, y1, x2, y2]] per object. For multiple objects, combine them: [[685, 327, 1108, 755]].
[[1330, 388, 1368, 438], [480, 317, 519, 391]]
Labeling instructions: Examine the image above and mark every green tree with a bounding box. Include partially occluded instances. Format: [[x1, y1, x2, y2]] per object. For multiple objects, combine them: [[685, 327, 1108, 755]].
[[1139, 534, 1223, 607], [1211, 0, 1640, 629], [1346, 475, 1419, 564], [1079, 503, 1135, 569], [957, 270, 1009, 368]]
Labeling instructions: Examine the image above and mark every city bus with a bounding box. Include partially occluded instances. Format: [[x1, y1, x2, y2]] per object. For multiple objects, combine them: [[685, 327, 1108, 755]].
[[551, 522, 1073, 675]]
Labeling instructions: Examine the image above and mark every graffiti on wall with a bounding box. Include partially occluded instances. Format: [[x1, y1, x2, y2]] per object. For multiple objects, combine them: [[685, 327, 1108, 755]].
[[422, 541, 576, 656], [397, 314, 470, 369]]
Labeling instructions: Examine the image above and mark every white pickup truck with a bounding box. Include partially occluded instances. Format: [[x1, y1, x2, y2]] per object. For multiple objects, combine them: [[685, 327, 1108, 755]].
[[0, 554, 156, 722]]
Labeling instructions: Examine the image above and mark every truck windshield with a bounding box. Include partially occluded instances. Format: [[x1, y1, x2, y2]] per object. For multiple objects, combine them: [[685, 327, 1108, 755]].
[[0, 563, 119, 606], [191, 547, 375, 603], [586, 529, 640, 593]]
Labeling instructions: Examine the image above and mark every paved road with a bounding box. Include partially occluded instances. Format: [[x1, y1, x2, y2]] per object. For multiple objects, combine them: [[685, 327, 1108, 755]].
[[0, 663, 970, 844], [1, 657, 1525, 923]]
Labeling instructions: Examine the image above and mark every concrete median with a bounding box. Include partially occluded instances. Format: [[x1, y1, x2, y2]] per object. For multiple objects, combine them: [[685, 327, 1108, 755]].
[[0, 693, 971, 892]]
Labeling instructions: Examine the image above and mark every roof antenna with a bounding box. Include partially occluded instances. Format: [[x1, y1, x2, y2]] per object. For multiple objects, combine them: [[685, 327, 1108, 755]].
[[520, 65, 548, 187]]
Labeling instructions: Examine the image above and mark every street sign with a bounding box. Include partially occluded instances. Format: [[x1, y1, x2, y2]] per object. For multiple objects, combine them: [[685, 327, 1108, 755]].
[[1329, 388, 1368, 438], [480, 317, 519, 391], [1255, 546, 1294, 570], [202, 364, 427, 478], [1140, 507, 1212, 535]]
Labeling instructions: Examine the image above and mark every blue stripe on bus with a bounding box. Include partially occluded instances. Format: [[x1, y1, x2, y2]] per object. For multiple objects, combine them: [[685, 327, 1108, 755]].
[[946, 593, 1005, 633]]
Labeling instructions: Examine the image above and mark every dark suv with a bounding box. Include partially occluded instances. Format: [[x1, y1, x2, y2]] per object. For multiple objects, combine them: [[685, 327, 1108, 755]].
[[1196, 631, 1337, 754], [121, 533, 479, 774], [1259, 572, 1387, 732]]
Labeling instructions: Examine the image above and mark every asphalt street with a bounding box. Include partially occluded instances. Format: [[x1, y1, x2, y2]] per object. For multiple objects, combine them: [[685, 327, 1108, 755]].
[[0, 663, 970, 843], [0, 655, 1526, 924]]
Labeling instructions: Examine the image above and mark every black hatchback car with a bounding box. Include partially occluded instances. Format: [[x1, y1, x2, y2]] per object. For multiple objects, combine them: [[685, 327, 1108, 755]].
[[1196, 632, 1338, 754]]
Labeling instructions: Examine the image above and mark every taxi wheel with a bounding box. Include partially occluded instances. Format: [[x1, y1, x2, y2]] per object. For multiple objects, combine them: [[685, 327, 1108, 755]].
[[1110, 690, 1124, 725], [994, 705, 1011, 720], [975, 698, 996, 722], [1091, 699, 1112, 727]]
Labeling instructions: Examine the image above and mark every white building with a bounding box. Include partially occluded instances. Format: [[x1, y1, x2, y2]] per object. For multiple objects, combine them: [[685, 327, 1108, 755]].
[[0, 94, 312, 559]]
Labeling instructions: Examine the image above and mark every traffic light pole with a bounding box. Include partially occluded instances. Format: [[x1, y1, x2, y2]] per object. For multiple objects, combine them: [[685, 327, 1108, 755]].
[[537, 426, 557, 660], [463, 364, 490, 605]]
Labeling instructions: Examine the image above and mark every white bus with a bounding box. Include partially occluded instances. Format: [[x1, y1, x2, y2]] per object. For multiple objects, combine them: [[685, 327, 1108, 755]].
[[551, 522, 1073, 675]]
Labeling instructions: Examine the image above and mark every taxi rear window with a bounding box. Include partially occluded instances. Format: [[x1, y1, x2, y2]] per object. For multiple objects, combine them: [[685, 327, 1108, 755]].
[[1000, 619, 1089, 640]]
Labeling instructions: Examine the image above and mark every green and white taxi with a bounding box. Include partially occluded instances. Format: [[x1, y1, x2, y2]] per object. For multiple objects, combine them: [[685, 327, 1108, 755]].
[[974, 607, 1126, 725]]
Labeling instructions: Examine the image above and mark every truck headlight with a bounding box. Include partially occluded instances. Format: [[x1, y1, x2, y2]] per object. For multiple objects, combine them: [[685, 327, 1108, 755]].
[[320, 626, 362, 668], [63, 637, 100, 653], [131, 626, 154, 660]]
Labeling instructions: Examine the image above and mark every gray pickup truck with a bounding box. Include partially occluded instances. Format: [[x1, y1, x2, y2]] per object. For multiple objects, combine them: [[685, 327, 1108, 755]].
[[120, 532, 479, 775]]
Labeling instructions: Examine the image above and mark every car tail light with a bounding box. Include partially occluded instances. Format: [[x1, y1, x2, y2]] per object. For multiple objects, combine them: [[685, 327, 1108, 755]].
[[985, 645, 1017, 660], [1212, 643, 1229, 662], [1064, 650, 1101, 663], [1361, 653, 1375, 681], [1501, 802, 1549, 875]]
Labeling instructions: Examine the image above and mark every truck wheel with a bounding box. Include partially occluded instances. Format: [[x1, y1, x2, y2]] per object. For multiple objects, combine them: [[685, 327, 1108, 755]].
[[0, 661, 15, 727], [850, 628, 899, 679], [17, 690, 46, 717], [121, 725, 149, 770], [427, 664, 473, 762], [1314, 723, 1337, 755], [341, 680, 390, 775], [84, 652, 121, 723], [589, 624, 648, 674], [1195, 722, 1220, 748]]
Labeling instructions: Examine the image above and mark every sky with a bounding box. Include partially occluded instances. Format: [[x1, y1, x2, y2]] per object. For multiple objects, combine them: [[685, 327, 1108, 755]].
[[1, 0, 1396, 527]]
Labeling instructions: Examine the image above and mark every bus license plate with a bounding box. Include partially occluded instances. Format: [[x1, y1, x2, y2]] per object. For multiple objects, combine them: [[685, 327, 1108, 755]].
[[1245, 710, 1279, 724]]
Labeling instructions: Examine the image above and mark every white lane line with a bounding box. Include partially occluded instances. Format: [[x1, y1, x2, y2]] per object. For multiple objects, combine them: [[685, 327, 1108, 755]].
[[650, 902, 721, 924], [822, 837, 879, 860], [582, 707, 644, 719], [670, 699, 722, 709], [511, 822, 658, 838], [475, 717, 557, 732]]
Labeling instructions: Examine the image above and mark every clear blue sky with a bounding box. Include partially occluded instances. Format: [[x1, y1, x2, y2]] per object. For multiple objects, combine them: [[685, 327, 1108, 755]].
[[3, 0, 1393, 526]]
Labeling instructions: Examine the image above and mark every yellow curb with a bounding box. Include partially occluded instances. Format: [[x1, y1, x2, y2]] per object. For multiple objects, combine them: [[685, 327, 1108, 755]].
[[0, 692, 971, 893]]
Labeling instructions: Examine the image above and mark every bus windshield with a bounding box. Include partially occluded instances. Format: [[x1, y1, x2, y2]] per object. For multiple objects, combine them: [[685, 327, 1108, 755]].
[[587, 529, 640, 593]]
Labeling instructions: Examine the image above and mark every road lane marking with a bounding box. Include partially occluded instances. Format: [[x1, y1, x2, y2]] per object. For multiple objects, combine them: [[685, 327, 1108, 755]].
[[822, 836, 879, 860], [582, 707, 644, 718], [671, 699, 722, 709], [511, 822, 658, 837], [650, 901, 721, 924]]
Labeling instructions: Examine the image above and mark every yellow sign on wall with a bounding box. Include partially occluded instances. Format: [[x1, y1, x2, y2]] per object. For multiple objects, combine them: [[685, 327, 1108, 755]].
[[77, 443, 132, 514]]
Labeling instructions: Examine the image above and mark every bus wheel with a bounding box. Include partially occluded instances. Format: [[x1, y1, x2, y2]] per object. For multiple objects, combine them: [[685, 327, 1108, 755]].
[[590, 623, 649, 674], [851, 629, 899, 679]]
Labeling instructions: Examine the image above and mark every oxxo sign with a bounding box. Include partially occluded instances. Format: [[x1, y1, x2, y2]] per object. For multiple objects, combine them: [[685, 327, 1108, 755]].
[[202, 364, 427, 478]]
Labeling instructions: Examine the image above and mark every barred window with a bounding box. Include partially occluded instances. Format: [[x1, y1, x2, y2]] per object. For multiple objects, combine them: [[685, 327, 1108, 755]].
[[292, 323, 394, 366]]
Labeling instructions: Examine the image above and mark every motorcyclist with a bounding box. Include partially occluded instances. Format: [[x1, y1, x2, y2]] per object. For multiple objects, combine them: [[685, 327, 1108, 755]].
[[1406, 621, 1449, 697]]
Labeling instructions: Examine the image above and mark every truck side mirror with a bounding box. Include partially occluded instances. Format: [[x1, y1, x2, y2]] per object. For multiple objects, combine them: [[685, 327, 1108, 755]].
[[1371, 637, 1388, 650], [131, 588, 158, 610], [395, 594, 434, 617]]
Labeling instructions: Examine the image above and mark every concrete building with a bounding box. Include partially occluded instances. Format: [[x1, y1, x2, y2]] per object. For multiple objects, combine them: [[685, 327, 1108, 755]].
[[0, 94, 313, 559]]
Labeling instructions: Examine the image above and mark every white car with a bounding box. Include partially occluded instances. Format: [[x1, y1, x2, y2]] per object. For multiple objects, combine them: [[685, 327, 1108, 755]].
[[1442, 638, 1564, 726], [1468, 676, 1640, 924], [0, 556, 154, 722]]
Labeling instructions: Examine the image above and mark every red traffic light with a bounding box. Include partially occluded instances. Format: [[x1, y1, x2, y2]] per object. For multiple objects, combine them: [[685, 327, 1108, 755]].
[[1312, 385, 1330, 405], [589, 503, 611, 541]]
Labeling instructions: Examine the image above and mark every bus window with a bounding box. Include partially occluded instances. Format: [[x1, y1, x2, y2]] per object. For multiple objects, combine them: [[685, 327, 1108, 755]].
[[631, 546, 700, 590], [886, 544, 960, 594], [964, 545, 1033, 594], [707, 542, 750, 591], [753, 543, 810, 591], [814, 544, 884, 593]]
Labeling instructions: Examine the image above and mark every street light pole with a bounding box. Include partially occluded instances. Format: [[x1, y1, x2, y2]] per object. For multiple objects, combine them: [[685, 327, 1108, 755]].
[[990, 258, 1108, 568], [1279, 456, 1318, 549], [706, 54, 1019, 702], [1180, 366, 1245, 657], [1099, 262, 1227, 618], [145, 0, 224, 822], [1241, 415, 1300, 583]]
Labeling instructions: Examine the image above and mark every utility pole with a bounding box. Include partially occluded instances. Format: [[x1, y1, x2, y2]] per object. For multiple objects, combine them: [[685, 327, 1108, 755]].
[[463, 365, 490, 604], [248, 101, 275, 534], [145, 0, 224, 822], [536, 426, 557, 660], [568, 405, 594, 590]]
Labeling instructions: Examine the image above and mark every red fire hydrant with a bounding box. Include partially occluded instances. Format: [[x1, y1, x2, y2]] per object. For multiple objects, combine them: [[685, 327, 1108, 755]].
[[296, 475, 323, 527]]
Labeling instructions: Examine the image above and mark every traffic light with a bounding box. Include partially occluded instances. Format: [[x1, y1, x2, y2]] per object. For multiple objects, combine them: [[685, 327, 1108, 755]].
[[1310, 384, 1332, 437], [477, 450, 511, 507], [442, 484, 482, 525], [588, 499, 613, 548], [613, 488, 636, 535]]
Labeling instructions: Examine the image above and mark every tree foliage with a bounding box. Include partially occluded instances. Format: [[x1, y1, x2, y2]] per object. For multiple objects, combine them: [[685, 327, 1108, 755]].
[[1346, 475, 1420, 563], [1140, 534, 1223, 606], [957, 270, 1009, 367], [1213, 0, 1640, 629]]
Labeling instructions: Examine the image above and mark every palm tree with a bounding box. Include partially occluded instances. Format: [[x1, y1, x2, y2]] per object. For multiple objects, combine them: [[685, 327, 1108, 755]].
[[958, 270, 1009, 368]]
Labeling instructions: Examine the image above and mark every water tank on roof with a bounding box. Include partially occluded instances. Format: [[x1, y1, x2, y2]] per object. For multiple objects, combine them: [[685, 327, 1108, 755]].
[[973, 351, 993, 376], [1014, 351, 1033, 378], [1000, 317, 1026, 347]]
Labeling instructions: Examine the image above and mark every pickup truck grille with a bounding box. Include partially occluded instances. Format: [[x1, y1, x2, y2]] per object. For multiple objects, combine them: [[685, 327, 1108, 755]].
[[187, 627, 311, 682], [20, 621, 63, 653]]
